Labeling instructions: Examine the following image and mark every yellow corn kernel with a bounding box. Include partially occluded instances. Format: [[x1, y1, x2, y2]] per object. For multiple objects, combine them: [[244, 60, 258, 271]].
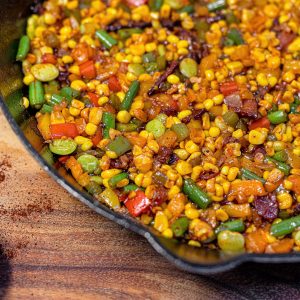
[[69, 107, 80, 116], [138, 73, 152, 81], [85, 122, 97, 136], [167, 74, 180, 84], [98, 96, 108, 106], [162, 228, 173, 239], [277, 193, 293, 209], [185, 140, 200, 154], [96, 84, 109, 96], [168, 185, 180, 199], [226, 61, 243, 75], [145, 42, 156, 52], [235, 75, 247, 84], [283, 71, 295, 83], [268, 76, 278, 87], [69, 65, 80, 75], [74, 136, 90, 145], [154, 211, 169, 233], [22, 97, 29, 109], [216, 209, 229, 222], [213, 94, 224, 105], [205, 69, 215, 81], [44, 12, 56, 25], [177, 40, 189, 48], [283, 179, 293, 190], [148, 140, 159, 153], [209, 126, 221, 138], [227, 167, 239, 181], [178, 110, 192, 120], [81, 140, 93, 151], [177, 48, 189, 55], [132, 55, 142, 64], [71, 80, 87, 91], [185, 208, 200, 220], [62, 55, 73, 64], [176, 161, 192, 175], [215, 184, 224, 197], [160, 3, 170, 18], [232, 129, 243, 139], [167, 34, 179, 44], [117, 110, 131, 124], [174, 149, 190, 160], [66, 0, 78, 9], [71, 99, 85, 110], [222, 181, 230, 194], [101, 169, 121, 179], [203, 99, 214, 110], [267, 56, 281, 69], [221, 165, 229, 175], [116, 179, 130, 188], [68, 39, 77, 49], [256, 73, 268, 86], [263, 171, 270, 181], [23, 74, 35, 85], [188, 240, 201, 247], [89, 107, 102, 125], [249, 129, 267, 145], [129, 44, 145, 56]]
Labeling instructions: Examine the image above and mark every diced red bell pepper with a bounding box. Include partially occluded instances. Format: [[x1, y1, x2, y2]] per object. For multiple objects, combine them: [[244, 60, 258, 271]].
[[87, 92, 99, 107], [42, 53, 57, 64], [220, 81, 239, 96], [124, 190, 151, 217], [79, 60, 97, 79], [249, 116, 271, 130], [108, 75, 122, 92], [91, 129, 102, 146], [58, 156, 70, 164], [50, 123, 79, 139]]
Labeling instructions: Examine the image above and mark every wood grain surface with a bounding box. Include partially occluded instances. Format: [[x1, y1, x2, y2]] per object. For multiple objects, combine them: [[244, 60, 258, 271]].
[[1, 109, 300, 300]]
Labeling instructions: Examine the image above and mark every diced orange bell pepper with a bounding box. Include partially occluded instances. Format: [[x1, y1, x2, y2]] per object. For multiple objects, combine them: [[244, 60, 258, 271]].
[[245, 229, 268, 253], [50, 123, 79, 139], [42, 53, 57, 64], [228, 180, 266, 201], [265, 238, 294, 254], [79, 60, 96, 79]]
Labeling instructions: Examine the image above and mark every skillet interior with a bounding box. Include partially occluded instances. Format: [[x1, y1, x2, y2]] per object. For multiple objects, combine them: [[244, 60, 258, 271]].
[[1, 0, 300, 274]]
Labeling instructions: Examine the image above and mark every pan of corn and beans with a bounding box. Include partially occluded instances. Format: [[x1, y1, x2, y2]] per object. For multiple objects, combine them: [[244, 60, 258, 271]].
[[3, 0, 300, 273]]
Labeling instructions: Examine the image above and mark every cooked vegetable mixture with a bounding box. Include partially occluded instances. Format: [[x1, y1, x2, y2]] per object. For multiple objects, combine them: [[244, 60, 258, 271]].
[[17, 0, 300, 253]]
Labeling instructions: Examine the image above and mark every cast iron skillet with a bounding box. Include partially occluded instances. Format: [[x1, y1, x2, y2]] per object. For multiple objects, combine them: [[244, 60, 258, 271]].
[[1, 0, 300, 275]]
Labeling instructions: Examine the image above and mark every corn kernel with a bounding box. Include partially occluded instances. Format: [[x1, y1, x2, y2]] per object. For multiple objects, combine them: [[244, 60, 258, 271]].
[[174, 149, 190, 160], [62, 55, 73, 64], [154, 211, 169, 232], [22, 97, 29, 109], [176, 161, 192, 175], [205, 70, 215, 81], [185, 140, 199, 154], [168, 185, 180, 199], [81, 140, 93, 151], [178, 110, 192, 120], [185, 208, 200, 219], [101, 169, 121, 179], [167, 74, 180, 84], [85, 122, 97, 136], [209, 127, 220, 138], [277, 193, 293, 209], [213, 94, 224, 105], [69, 107, 81, 116], [106, 150, 118, 159], [232, 129, 243, 139], [256, 73, 268, 86], [267, 56, 281, 69], [226, 61, 243, 75], [162, 228, 173, 239], [249, 129, 267, 145], [71, 80, 86, 91], [216, 209, 229, 222], [117, 110, 131, 124], [23, 74, 35, 85], [227, 167, 239, 181], [71, 99, 85, 110], [188, 240, 201, 247], [283, 71, 295, 83]]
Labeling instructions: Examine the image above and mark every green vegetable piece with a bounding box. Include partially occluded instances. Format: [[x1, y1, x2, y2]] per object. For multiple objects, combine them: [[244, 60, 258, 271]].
[[40, 104, 53, 114], [96, 29, 118, 49], [183, 179, 212, 209], [120, 80, 140, 111], [267, 110, 288, 124], [99, 188, 121, 209], [171, 123, 189, 142], [60, 87, 80, 101], [177, 5, 194, 14], [128, 63, 145, 76], [195, 19, 210, 41], [146, 118, 166, 138], [171, 217, 189, 238], [266, 156, 291, 176], [107, 136, 132, 157], [49, 139, 77, 155], [156, 113, 168, 125], [215, 219, 245, 235], [77, 154, 99, 173], [116, 123, 138, 132], [142, 52, 156, 63], [273, 150, 288, 162], [290, 103, 299, 114], [222, 111, 239, 128], [145, 62, 159, 74], [217, 230, 245, 252], [226, 12, 239, 24], [179, 58, 198, 78], [123, 184, 141, 192], [40, 146, 54, 166], [109, 172, 129, 188], [226, 28, 244, 45], [109, 94, 121, 111], [157, 56, 167, 71], [86, 181, 103, 195], [50, 94, 64, 106], [270, 215, 300, 237], [102, 112, 115, 139], [29, 81, 45, 108], [149, 0, 163, 11], [90, 176, 103, 185], [118, 28, 143, 40], [207, 0, 226, 12], [16, 35, 30, 61], [241, 168, 266, 184]]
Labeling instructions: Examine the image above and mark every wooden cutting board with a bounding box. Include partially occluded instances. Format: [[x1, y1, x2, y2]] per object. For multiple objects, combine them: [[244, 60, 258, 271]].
[[1, 110, 300, 300]]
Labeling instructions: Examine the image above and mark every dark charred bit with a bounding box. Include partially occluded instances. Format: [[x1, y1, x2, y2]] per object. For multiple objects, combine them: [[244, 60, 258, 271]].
[[58, 67, 70, 85], [223, 136, 239, 146], [168, 153, 179, 165], [106, 21, 152, 32], [161, 106, 178, 116], [152, 186, 168, 206], [199, 171, 219, 180], [252, 145, 267, 156], [181, 109, 206, 124], [148, 60, 179, 96], [154, 146, 173, 164], [254, 192, 279, 221], [110, 153, 133, 169], [30, 0, 44, 14], [160, 19, 181, 30]]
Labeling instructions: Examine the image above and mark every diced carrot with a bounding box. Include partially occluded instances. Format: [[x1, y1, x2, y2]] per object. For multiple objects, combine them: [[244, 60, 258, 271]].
[[108, 75, 122, 92], [228, 180, 266, 201], [42, 53, 57, 64], [79, 60, 96, 79], [249, 117, 271, 130]]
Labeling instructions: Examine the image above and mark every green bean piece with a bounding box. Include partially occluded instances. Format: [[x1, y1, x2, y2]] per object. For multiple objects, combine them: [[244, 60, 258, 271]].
[[102, 112, 115, 139], [145, 62, 159, 74], [60, 86, 80, 101], [49, 139, 77, 155], [77, 154, 99, 173], [222, 111, 239, 128], [171, 123, 189, 142], [270, 215, 300, 237], [128, 63, 145, 76], [179, 58, 198, 78], [241, 168, 266, 184], [44, 80, 60, 95], [146, 118, 166, 138], [195, 19, 210, 41], [40, 146, 54, 166], [226, 28, 244, 45], [149, 0, 163, 11], [109, 172, 129, 188], [267, 110, 288, 124], [50, 94, 64, 106], [109, 94, 121, 111], [171, 217, 189, 238], [177, 5, 194, 14], [118, 28, 143, 40], [116, 123, 138, 132], [86, 181, 103, 195], [96, 29, 118, 49], [16, 35, 30, 61], [40, 104, 53, 114], [142, 52, 156, 63], [99, 188, 121, 209], [107, 136, 132, 157], [273, 150, 288, 162], [207, 0, 226, 12], [123, 184, 141, 192], [90, 176, 103, 185], [120, 80, 140, 111], [290, 103, 299, 114], [266, 156, 291, 176], [215, 219, 245, 235], [183, 179, 212, 209], [29, 81, 45, 108], [217, 230, 245, 252]]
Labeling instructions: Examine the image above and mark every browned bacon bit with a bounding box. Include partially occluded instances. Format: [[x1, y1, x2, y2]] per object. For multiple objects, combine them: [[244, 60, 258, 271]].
[[152, 186, 168, 206], [199, 171, 219, 180], [254, 193, 279, 221], [181, 109, 206, 124], [239, 99, 258, 118], [106, 21, 151, 32], [148, 60, 179, 96], [110, 153, 133, 169], [154, 146, 173, 164]]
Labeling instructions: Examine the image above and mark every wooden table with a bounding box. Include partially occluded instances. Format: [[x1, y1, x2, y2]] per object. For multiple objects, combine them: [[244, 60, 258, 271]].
[[1, 110, 300, 300]]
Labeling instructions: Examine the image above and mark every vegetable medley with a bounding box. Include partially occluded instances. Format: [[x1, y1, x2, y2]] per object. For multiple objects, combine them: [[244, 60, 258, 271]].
[[17, 0, 300, 253]]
